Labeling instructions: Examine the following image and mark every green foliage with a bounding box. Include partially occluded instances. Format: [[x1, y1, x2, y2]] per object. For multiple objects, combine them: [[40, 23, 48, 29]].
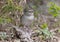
[[48, 2, 60, 17], [58, 29, 60, 33], [34, 10, 39, 17], [7, 0, 13, 5], [4, 18, 12, 23], [41, 28, 53, 39], [0, 17, 12, 24], [1, 5, 15, 13], [0, 18, 4, 24], [32, 5, 37, 9], [16, 5, 23, 12], [0, 32, 8, 39], [0, 0, 23, 24], [40, 23, 53, 39], [40, 23, 48, 29], [1, 0, 23, 13], [1, 0, 15, 13]]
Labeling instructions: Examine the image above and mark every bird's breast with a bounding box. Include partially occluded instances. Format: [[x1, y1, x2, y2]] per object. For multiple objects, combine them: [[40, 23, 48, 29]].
[[21, 15, 34, 26], [26, 15, 34, 20]]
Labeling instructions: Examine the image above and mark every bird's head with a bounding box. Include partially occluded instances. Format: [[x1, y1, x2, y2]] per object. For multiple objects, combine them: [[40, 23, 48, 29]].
[[24, 8, 34, 16]]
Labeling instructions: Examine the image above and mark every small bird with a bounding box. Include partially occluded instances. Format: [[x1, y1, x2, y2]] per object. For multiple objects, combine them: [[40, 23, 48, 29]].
[[21, 8, 34, 27]]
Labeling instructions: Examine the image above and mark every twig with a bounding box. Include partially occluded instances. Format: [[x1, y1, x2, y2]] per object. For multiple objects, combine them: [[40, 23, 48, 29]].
[[50, 28, 60, 32], [9, 24, 25, 34]]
